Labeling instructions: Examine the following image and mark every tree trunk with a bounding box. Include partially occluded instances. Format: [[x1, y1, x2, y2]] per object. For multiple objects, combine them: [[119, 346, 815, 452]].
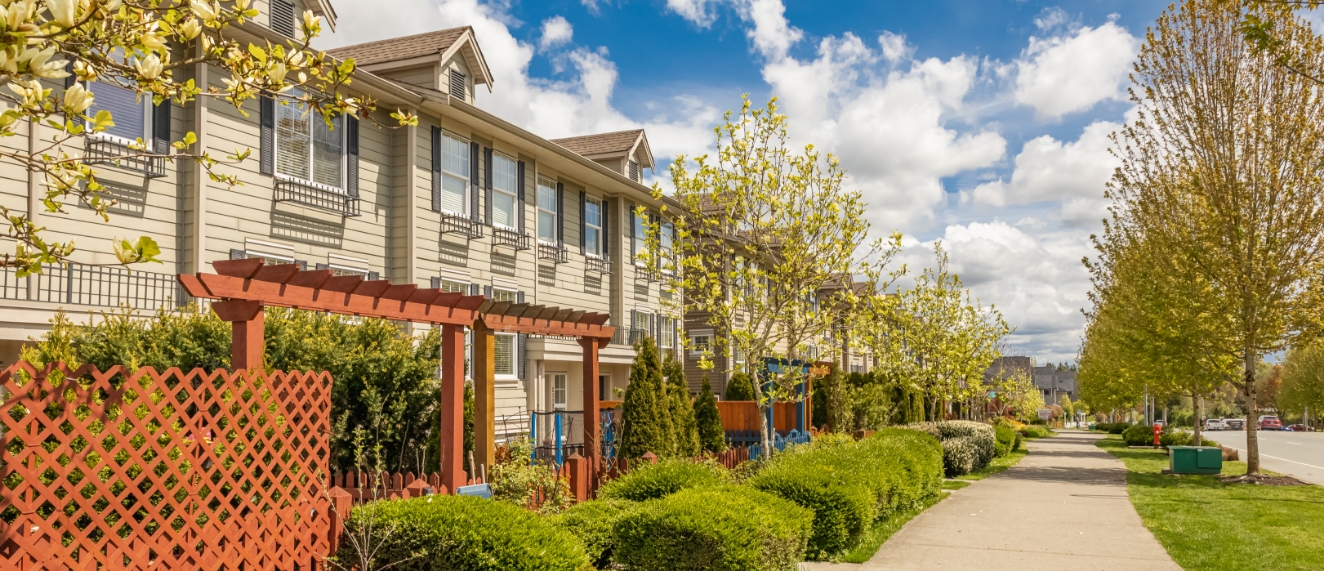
[[1244, 354, 1260, 475], [1193, 392, 1203, 447]]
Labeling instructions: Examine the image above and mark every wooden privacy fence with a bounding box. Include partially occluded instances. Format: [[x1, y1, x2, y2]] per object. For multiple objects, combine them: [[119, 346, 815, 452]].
[[0, 362, 333, 570], [717, 401, 799, 444]]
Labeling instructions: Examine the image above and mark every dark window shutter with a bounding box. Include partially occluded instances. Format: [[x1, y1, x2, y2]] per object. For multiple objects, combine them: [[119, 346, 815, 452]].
[[602, 200, 611, 260], [315, 263, 329, 270], [517, 161, 526, 235], [295, 260, 307, 270], [229, 249, 247, 260], [346, 117, 360, 198], [64, 62, 77, 89], [579, 191, 586, 255], [431, 127, 442, 211], [469, 283, 480, 296], [259, 94, 275, 175], [469, 142, 480, 222], [153, 99, 170, 153], [627, 201, 636, 260], [630, 310, 639, 334], [431, 276, 441, 289], [484, 285, 493, 298], [517, 333, 528, 381], [483, 147, 494, 224], [367, 271, 380, 281], [556, 182, 565, 246]]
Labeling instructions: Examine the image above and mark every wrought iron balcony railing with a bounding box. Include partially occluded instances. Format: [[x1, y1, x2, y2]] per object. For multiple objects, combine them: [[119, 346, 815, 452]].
[[492, 228, 531, 251], [587, 256, 612, 275], [1, 262, 197, 310], [274, 177, 361, 216], [627, 327, 653, 345], [85, 139, 166, 178], [538, 242, 569, 264], [441, 213, 484, 239]]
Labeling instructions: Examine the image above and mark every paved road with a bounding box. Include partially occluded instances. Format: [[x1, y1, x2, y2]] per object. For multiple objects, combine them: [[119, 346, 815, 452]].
[[1200, 429, 1324, 485], [854, 432, 1181, 571]]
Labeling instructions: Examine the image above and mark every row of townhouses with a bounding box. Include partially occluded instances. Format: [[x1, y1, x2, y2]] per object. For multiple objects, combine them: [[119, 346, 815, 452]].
[[0, 1, 874, 442]]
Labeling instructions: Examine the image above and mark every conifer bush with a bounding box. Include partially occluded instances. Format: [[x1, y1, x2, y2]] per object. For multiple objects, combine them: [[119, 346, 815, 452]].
[[664, 356, 701, 457], [694, 376, 727, 454], [724, 372, 756, 401], [619, 337, 674, 459]]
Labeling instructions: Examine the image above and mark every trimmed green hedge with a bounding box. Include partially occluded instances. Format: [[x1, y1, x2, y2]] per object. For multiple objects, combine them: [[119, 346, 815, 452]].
[[549, 498, 636, 569], [748, 428, 943, 560], [906, 421, 997, 476], [598, 458, 728, 502], [613, 486, 813, 571], [1020, 425, 1053, 439], [338, 495, 590, 571], [1123, 423, 1154, 446], [994, 424, 1018, 457]]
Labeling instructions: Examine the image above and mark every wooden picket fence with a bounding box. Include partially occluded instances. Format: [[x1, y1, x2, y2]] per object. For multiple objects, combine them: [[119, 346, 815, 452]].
[[0, 362, 333, 570]]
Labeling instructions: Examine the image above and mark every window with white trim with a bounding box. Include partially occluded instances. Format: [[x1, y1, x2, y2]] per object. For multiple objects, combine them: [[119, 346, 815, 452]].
[[243, 240, 296, 267], [660, 220, 675, 274], [691, 332, 712, 355], [86, 81, 151, 144], [437, 278, 468, 293], [495, 333, 516, 378], [491, 287, 519, 303], [585, 195, 603, 257], [733, 346, 746, 367], [491, 153, 519, 228], [439, 132, 470, 215], [551, 373, 567, 410], [633, 209, 647, 266], [537, 177, 557, 244], [275, 88, 344, 190], [659, 316, 675, 351]]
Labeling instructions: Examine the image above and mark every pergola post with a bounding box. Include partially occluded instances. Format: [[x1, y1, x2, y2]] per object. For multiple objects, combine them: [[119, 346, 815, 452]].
[[211, 300, 264, 370], [472, 319, 496, 478], [439, 323, 466, 494], [580, 337, 602, 490]]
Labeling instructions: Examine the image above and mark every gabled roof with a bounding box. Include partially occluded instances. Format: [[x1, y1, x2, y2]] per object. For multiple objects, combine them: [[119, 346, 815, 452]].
[[326, 26, 493, 87], [551, 129, 654, 169]]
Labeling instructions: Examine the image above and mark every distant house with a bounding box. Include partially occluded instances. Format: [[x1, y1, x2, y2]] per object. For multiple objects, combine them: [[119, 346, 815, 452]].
[[1033, 367, 1077, 404]]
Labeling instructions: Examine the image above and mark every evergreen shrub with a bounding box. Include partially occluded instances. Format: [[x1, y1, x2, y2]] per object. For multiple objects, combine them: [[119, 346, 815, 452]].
[[906, 421, 997, 476], [338, 495, 589, 571], [694, 376, 726, 454], [619, 337, 674, 459], [612, 486, 813, 571], [724, 372, 756, 401], [598, 457, 729, 502], [548, 498, 637, 569]]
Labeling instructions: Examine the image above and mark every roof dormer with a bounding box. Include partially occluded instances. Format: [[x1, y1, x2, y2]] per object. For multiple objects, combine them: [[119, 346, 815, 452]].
[[551, 129, 655, 183], [325, 26, 493, 98]]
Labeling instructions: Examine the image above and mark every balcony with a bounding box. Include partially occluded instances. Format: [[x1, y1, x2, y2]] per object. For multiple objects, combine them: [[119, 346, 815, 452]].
[[492, 228, 531, 251], [274, 177, 361, 216], [538, 242, 569, 264], [586, 256, 612, 275], [84, 138, 165, 178], [626, 327, 653, 345], [441, 212, 484, 239], [1, 262, 197, 310]]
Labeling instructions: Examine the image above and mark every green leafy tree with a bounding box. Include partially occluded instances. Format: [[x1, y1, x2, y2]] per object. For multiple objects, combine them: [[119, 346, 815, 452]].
[[618, 337, 674, 459], [1280, 341, 1324, 426], [724, 372, 756, 401], [694, 376, 726, 454], [0, 0, 415, 273], [664, 356, 700, 457]]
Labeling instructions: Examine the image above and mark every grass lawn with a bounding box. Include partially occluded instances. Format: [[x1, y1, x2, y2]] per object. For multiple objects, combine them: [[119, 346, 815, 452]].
[[838, 493, 948, 563], [956, 448, 1029, 481], [1097, 435, 1324, 571], [940, 480, 971, 490]]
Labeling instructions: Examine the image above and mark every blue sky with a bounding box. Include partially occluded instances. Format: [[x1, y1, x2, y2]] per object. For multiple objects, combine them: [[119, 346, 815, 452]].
[[322, 0, 1165, 363]]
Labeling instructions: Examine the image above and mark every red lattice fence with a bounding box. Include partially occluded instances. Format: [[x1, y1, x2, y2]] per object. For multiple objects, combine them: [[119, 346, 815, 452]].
[[0, 362, 333, 570]]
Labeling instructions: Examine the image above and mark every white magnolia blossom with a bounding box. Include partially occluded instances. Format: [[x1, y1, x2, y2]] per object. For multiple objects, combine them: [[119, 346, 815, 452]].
[[134, 53, 162, 79], [62, 82, 93, 115]]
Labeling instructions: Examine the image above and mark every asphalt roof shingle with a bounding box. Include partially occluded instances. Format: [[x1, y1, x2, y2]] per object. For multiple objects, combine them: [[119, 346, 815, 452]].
[[551, 130, 645, 157], [326, 27, 469, 66]]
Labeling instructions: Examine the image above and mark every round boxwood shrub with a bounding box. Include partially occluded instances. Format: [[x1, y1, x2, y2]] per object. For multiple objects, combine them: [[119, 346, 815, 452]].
[[337, 495, 590, 571], [994, 424, 1017, 457], [1123, 423, 1155, 446], [598, 457, 728, 502], [613, 486, 813, 571], [549, 498, 636, 569]]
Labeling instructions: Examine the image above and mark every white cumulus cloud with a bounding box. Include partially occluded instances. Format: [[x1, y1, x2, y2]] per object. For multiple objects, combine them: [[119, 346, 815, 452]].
[[539, 16, 573, 51], [1013, 21, 1138, 119], [970, 120, 1119, 208]]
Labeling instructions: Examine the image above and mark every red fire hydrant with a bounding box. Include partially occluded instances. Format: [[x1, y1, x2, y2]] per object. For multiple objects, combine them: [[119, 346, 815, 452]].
[[1153, 422, 1162, 447]]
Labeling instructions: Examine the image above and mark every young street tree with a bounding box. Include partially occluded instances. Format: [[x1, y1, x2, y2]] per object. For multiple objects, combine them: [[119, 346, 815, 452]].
[[1105, 0, 1324, 474], [652, 96, 884, 454], [1, 0, 412, 274]]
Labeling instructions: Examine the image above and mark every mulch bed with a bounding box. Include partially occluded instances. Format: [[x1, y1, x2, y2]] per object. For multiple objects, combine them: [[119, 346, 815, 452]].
[[1217, 474, 1312, 486]]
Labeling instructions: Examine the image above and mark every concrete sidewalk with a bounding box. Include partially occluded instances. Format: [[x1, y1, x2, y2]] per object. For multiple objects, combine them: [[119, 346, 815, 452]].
[[852, 431, 1180, 571]]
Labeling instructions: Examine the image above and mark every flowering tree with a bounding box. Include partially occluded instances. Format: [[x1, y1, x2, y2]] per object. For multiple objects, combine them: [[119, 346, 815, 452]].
[[0, 0, 413, 274]]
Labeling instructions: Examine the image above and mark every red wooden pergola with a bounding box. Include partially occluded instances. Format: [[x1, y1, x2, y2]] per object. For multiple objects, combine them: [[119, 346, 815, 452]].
[[179, 259, 614, 494]]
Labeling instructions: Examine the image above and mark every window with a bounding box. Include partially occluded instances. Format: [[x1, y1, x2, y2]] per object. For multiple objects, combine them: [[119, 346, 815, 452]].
[[495, 333, 516, 377], [437, 279, 468, 293], [552, 374, 567, 410], [629, 160, 639, 181], [633, 210, 647, 266], [599, 374, 610, 400], [659, 316, 675, 351], [537, 177, 558, 244], [691, 334, 711, 355], [733, 346, 746, 366], [660, 220, 675, 274], [449, 70, 467, 100], [803, 345, 819, 361], [491, 287, 519, 303], [87, 82, 151, 144], [491, 153, 519, 228], [585, 196, 603, 257], [276, 89, 343, 189], [438, 132, 470, 215]]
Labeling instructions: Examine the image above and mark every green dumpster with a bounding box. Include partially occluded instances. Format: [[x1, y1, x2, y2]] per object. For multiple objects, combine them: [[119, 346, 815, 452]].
[[1169, 446, 1222, 475]]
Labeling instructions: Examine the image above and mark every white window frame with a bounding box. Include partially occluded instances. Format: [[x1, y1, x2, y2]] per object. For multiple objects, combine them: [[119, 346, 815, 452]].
[[495, 332, 518, 380], [439, 131, 471, 216], [85, 80, 153, 147], [437, 278, 468, 293], [274, 88, 346, 193], [633, 210, 648, 267], [491, 152, 519, 230], [660, 220, 675, 275], [659, 316, 675, 350], [537, 176, 558, 245], [585, 195, 604, 259], [690, 330, 712, 356], [551, 373, 568, 411]]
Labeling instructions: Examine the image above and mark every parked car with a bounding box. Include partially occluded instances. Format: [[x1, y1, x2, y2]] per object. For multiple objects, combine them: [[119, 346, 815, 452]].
[[1205, 419, 1225, 431], [1225, 418, 1245, 430], [1258, 415, 1282, 430], [1287, 424, 1313, 432]]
